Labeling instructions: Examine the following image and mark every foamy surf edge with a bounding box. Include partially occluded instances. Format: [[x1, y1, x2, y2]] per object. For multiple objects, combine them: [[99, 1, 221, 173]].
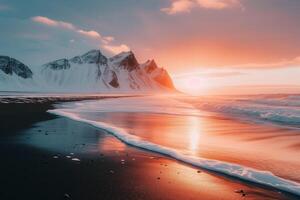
[[48, 109, 300, 196]]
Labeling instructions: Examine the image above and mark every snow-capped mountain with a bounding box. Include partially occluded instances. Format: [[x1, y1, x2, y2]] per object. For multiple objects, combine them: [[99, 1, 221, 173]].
[[0, 50, 175, 93], [40, 50, 175, 92], [0, 56, 37, 91]]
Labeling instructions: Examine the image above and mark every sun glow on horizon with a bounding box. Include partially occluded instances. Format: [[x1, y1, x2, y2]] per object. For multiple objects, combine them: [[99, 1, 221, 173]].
[[173, 66, 300, 95]]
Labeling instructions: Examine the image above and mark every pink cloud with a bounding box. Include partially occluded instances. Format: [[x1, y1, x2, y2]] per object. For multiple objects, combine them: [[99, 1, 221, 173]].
[[196, 0, 242, 10], [162, 0, 242, 14], [77, 30, 101, 39], [161, 0, 194, 15], [31, 16, 129, 55], [31, 16, 75, 30]]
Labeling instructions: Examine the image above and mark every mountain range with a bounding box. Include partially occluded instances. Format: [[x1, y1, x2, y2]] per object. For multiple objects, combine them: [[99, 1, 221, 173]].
[[0, 50, 175, 93]]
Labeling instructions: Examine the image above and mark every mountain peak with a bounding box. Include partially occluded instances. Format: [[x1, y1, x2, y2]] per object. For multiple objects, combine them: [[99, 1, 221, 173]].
[[80, 49, 107, 65], [143, 59, 158, 73], [109, 51, 139, 71], [0, 56, 33, 78], [69, 49, 108, 65]]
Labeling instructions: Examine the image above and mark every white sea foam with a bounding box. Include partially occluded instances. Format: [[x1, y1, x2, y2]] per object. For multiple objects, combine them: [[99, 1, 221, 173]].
[[49, 105, 300, 196], [58, 96, 202, 117], [196, 95, 300, 127]]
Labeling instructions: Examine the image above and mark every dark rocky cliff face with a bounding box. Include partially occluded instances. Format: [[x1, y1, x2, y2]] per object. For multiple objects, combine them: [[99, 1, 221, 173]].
[[0, 56, 33, 79], [71, 50, 108, 65], [109, 51, 139, 71], [43, 59, 71, 70]]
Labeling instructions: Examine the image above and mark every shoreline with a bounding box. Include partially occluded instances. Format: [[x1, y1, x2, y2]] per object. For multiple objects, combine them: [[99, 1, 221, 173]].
[[0, 99, 298, 199]]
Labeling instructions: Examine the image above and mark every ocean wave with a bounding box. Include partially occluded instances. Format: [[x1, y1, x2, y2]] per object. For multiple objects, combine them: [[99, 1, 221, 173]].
[[195, 95, 300, 127], [49, 108, 300, 196]]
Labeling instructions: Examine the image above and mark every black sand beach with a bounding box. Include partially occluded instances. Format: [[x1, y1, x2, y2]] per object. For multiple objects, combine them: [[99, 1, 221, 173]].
[[0, 99, 298, 200]]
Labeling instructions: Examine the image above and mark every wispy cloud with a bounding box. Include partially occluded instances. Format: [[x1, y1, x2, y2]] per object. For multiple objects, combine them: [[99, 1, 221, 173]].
[[77, 30, 101, 39], [0, 4, 11, 11], [232, 56, 300, 69], [162, 0, 243, 14], [103, 44, 130, 55], [174, 70, 245, 79], [32, 16, 75, 30], [161, 0, 195, 15], [31, 16, 129, 54]]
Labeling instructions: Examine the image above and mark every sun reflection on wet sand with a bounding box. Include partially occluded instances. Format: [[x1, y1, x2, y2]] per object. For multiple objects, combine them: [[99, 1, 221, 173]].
[[83, 110, 300, 183]]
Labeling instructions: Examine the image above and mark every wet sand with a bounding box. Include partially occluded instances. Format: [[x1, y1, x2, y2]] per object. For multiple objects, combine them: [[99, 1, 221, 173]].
[[0, 102, 297, 200]]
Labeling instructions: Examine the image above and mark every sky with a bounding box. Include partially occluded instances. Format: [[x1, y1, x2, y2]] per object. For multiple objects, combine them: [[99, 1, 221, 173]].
[[0, 0, 300, 95]]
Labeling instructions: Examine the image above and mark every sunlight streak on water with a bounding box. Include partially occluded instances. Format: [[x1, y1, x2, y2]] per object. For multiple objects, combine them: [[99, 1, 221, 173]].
[[188, 117, 201, 154]]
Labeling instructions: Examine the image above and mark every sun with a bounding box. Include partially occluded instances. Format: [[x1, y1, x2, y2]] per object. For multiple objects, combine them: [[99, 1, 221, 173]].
[[174, 75, 212, 95]]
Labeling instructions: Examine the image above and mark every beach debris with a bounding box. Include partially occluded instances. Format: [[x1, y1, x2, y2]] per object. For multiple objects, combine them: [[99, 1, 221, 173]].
[[235, 189, 246, 197], [121, 159, 125, 165], [64, 193, 71, 199], [71, 158, 80, 162], [235, 190, 244, 193]]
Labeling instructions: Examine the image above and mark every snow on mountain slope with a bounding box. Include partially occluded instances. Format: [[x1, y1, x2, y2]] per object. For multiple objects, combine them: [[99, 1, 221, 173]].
[[0, 56, 38, 91], [0, 49, 176, 93], [39, 49, 176, 92]]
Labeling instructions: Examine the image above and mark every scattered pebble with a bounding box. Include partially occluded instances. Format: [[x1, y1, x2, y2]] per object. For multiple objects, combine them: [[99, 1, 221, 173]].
[[235, 190, 244, 194], [70, 153, 74, 155], [66, 156, 71, 159], [157, 177, 161, 180], [109, 170, 114, 174], [197, 170, 201, 173], [132, 158, 135, 161], [53, 156, 59, 159], [64, 193, 71, 199], [71, 158, 80, 162], [235, 189, 247, 197]]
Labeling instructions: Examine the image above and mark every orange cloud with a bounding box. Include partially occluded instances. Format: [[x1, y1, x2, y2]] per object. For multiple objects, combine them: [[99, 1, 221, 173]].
[[162, 0, 242, 14]]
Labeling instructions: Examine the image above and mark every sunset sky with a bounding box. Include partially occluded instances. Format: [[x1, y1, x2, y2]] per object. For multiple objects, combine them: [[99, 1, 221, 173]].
[[1, 0, 300, 94]]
